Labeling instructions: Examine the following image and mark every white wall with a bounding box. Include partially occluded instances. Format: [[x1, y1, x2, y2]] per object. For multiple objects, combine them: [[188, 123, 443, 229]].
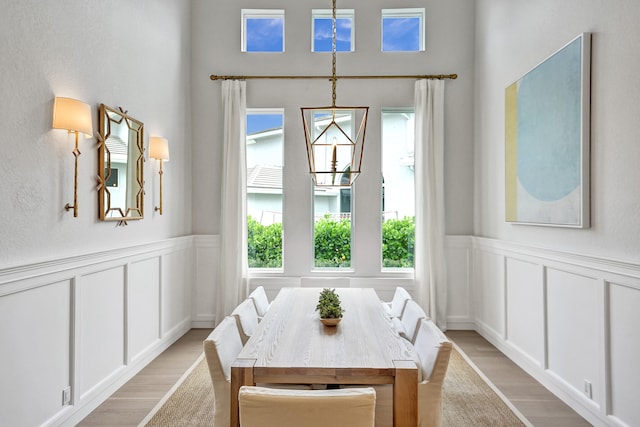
[[191, 0, 476, 239], [474, 1, 640, 426], [0, 0, 193, 268], [0, 2, 195, 425], [474, 0, 640, 262]]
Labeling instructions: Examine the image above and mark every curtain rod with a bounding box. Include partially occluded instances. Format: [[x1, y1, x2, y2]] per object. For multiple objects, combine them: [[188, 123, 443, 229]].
[[210, 73, 457, 81]]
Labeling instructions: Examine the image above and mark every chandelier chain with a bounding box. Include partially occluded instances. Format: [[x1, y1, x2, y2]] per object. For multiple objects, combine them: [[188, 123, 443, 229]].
[[331, 0, 337, 107]]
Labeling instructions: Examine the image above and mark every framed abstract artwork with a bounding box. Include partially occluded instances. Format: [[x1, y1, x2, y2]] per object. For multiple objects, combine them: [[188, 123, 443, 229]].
[[505, 33, 591, 228]]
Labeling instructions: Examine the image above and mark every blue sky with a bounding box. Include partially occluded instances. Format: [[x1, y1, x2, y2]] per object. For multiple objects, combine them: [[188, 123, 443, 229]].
[[246, 18, 284, 52], [314, 18, 352, 52], [246, 15, 420, 53], [382, 17, 420, 51], [247, 114, 283, 135]]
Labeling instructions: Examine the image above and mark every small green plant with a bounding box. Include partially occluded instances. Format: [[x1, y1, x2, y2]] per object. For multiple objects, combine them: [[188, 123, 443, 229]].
[[315, 288, 344, 319]]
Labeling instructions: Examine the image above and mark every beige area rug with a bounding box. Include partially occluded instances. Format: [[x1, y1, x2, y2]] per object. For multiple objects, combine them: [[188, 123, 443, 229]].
[[140, 345, 531, 427]]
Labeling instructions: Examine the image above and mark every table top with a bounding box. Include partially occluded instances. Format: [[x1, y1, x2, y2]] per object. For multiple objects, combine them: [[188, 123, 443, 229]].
[[237, 287, 416, 370]]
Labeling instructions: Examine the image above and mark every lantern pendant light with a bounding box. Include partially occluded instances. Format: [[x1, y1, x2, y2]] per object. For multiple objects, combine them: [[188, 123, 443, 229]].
[[301, 0, 368, 187]]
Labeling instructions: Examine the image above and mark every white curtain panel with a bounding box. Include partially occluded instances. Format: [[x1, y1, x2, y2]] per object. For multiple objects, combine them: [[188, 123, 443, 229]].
[[216, 80, 249, 325], [414, 79, 448, 331]]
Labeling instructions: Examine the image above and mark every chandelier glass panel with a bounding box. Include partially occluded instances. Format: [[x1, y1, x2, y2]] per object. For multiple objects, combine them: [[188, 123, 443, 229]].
[[301, 0, 368, 187]]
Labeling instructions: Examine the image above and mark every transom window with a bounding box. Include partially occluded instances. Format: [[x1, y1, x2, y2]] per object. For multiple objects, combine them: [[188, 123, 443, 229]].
[[242, 9, 285, 52], [312, 9, 355, 52], [381, 8, 425, 52]]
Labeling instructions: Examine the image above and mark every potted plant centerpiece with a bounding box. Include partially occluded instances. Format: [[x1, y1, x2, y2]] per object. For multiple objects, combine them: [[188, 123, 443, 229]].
[[316, 288, 344, 326]]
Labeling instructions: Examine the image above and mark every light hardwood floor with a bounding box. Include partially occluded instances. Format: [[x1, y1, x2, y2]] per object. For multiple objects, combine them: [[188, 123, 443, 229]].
[[79, 328, 590, 426], [447, 330, 591, 427], [78, 329, 212, 427]]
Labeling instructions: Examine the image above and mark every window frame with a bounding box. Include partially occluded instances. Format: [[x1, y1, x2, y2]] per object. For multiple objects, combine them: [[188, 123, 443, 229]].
[[381, 8, 425, 52], [381, 108, 416, 272], [241, 9, 286, 53], [311, 9, 355, 53], [246, 108, 286, 272]]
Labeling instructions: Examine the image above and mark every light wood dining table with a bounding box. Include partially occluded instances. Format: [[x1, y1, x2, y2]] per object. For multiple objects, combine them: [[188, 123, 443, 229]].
[[230, 287, 418, 427]]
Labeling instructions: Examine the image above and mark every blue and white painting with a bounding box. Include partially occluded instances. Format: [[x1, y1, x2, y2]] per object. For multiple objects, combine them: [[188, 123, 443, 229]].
[[505, 33, 590, 227]]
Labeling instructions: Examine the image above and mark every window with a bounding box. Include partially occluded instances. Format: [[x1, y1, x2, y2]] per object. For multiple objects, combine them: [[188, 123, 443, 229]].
[[381, 110, 415, 268], [246, 109, 284, 268], [312, 9, 354, 52], [311, 110, 356, 268], [242, 9, 285, 52], [381, 8, 425, 52]]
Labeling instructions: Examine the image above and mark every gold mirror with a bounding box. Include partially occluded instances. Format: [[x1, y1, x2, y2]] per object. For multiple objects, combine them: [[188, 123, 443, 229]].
[[97, 104, 144, 222]]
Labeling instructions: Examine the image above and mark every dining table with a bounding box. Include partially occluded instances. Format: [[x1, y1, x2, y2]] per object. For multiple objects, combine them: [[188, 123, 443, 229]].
[[230, 287, 419, 427]]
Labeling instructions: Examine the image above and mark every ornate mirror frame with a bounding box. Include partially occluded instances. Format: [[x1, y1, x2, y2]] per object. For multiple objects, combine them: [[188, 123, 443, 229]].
[[97, 104, 144, 222]]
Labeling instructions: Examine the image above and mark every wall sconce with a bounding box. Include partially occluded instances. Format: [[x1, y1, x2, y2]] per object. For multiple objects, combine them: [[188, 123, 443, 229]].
[[52, 97, 93, 217], [149, 136, 170, 215]]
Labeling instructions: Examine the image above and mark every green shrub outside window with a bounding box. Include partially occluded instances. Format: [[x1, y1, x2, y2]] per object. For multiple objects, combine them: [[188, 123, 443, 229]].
[[247, 215, 414, 269]]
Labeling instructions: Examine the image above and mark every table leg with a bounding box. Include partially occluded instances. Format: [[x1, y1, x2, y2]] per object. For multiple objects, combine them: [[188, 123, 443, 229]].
[[393, 360, 418, 427], [230, 358, 256, 427]]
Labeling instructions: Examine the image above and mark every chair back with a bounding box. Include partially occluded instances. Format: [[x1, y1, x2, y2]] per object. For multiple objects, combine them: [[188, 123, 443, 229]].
[[248, 286, 271, 318], [231, 298, 259, 344], [399, 300, 427, 343], [385, 286, 412, 318], [413, 319, 452, 427], [239, 386, 376, 427], [203, 316, 244, 427]]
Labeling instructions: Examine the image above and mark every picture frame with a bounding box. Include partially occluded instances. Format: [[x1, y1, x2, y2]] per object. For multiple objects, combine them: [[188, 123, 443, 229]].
[[505, 33, 591, 228]]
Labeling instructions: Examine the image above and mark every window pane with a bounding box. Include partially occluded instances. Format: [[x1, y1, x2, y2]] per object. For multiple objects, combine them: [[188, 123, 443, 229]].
[[382, 110, 415, 268], [243, 11, 284, 52], [381, 9, 424, 52], [314, 187, 351, 268], [312, 111, 354, 268], [313, 17, 352, 52], [246, 110, 284, 268], [312, 9, 354, 52]]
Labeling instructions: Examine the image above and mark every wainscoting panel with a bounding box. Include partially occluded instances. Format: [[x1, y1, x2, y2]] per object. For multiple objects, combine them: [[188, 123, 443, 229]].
[[78, 267, 126, 400], [0, 280, 72, 427], [546, 267, 601, 406], [192, 235, 219, 327], [473, 237, 640, 427], [505, 257, 544, 366], [0, 237, 194, 427], [608, 281, 640, 425], [128, 257, 161, 363], [161, 248, 193, 336], [445, 236, 473, 328], [474, 248, 506, 337]]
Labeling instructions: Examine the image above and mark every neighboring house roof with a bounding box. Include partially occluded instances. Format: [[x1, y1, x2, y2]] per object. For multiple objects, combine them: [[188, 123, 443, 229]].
[[247, 165, 282, 189], [106, 135, 127, 156], [105, 135, 128, 163]]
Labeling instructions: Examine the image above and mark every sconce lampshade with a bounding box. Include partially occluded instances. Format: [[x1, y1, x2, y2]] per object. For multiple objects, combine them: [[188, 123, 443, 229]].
[[149, 137, 170, 161], [52, 97, 93, 137]]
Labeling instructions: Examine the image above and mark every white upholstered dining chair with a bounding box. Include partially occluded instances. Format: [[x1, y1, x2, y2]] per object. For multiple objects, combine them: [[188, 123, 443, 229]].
[[393, 299, 428, 343], [363, 318, 452, 427], [414, 318, 453, 427], [231, 298, 259, 345], [203, 316, 244, 427], [238, 386, 376, 427], [248, 285, 271, 319], [381, 286, 412, 319]]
